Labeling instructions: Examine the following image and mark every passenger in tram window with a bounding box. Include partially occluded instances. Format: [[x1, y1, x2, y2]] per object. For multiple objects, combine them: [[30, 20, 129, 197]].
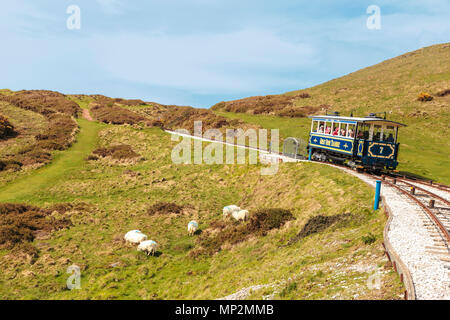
[[340, 128, 346, 136], [374, 132, 381, 141], [387, 133, 394, 142], [325, 126, 331, 134], [332, 127, 339, 136], [348, 129, 354, 138], [318, 125, 324, 133]]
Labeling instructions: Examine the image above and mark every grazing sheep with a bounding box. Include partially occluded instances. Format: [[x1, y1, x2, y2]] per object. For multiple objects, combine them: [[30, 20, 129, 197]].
[[188, 221, 199, 236], [124, 230, 148, 245], [232, 209, 249, 221], [223, 205, 240, 217], [137, 240, 158, 256]]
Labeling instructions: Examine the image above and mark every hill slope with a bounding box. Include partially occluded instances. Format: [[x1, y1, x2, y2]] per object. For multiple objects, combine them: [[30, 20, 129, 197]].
[[0, 94, 403, 300], [213, 43, 450, 183]]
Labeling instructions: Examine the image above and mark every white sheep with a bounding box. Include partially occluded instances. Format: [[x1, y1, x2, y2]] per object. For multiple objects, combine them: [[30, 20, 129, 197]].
[[137, 240, 158, 256], [223, 205, 240, 217], [124, 230, 148, 245], [232, 209, 249, 221], [188, 221, 199, 236]]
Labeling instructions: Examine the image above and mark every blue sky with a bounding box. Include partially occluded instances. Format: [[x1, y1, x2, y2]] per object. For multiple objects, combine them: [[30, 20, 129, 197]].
[[0, 1, 449, 108]]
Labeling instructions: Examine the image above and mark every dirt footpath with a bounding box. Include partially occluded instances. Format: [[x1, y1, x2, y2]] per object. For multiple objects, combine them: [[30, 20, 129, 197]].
[[82, 109, 93, 121]]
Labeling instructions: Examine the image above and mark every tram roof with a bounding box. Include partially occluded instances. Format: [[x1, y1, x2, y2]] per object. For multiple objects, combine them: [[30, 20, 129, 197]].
[[309, 115, 406, 127]]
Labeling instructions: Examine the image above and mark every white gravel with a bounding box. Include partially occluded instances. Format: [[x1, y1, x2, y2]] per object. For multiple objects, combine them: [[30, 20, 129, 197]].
[[336, 167, 450, 300]]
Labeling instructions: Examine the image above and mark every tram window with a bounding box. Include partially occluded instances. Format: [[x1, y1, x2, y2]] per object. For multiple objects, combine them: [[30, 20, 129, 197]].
[[317, 121, 325, 133], [384, 126, 396, 142], [347, 124, 355, 138], [357, 124, 370, 140], [325, 122, 332, 135], [373, 125, 382, 141], [332, 122, 341, 136], [338, 123, 346, 137]]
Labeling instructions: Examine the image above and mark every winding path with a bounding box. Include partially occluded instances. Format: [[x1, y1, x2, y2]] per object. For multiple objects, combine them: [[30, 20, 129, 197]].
[[0, 118, 102, 203]]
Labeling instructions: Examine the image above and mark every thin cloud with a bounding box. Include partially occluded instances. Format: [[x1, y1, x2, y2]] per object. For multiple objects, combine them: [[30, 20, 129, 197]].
[[91, 29, 318, 92], [96, 0, 125, 15]]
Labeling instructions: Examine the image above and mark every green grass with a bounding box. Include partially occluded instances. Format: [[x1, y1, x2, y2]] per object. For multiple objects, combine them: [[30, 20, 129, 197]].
[[0, 121, 403, 300], [67, 96, 94, 110], [0, 119, 104, 203]]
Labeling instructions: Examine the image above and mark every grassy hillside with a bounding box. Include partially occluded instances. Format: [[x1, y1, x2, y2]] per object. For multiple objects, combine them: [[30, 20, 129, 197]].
[[0, 100, 403, 299], [213, 43, 450, 183]]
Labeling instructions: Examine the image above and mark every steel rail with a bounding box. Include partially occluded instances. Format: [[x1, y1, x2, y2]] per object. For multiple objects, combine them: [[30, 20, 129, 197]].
[[382, 179, 450, 244], [388, 177, 450, 207], [388, 174, 450, 193]]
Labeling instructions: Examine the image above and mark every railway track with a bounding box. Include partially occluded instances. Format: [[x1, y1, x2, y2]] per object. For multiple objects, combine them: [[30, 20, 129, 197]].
[[380, 176, 450, 251], [387, 173, 450, 193]]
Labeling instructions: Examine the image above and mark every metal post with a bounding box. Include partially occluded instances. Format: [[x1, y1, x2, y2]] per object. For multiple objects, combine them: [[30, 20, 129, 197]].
[[374, 180, 381, 211], [308, 148, 312, 161]]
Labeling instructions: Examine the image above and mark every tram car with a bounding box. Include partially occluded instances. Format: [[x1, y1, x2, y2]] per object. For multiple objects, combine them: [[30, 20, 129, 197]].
[[307, 112, 406, 170]]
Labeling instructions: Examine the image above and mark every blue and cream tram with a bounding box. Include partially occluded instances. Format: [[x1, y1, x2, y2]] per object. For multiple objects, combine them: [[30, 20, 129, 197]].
[[307, 113, 406, 170]]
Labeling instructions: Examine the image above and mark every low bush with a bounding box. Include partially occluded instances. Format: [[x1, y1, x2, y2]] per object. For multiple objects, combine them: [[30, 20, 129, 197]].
[[147, 202, 184, 215], [436, 89, 450, 97], [0, 203, 71, 253], [0, 114, 16, 139], [0, 160, 22, 172], [191, 208, 294, 256], [92, 144, 140, 160], [211, 94, 319, 117], [298, 92, 311, 99], [159, 106, 243, 133], [287, 213, 351, 245], [362, 232, 377, 245], [0, 91, 79, 172], [90, 103, 146, 125], [0, 90, 81, 117]]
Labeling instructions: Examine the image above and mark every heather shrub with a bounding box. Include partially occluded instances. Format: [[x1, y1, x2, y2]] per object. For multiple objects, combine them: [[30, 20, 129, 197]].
[[90, 103, 146, 125], [287, 213, 352, 245], [436, 89, 450, 97], [147, 202, 184, 215], [92, 144, 140, 160], [211, 94, 319, 117], [0, 90, 81, 117], [191, 208, 294, 256], [0, 115, 16, 139], [0, 203, 71, 253], [298, 92, 311, 98]]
